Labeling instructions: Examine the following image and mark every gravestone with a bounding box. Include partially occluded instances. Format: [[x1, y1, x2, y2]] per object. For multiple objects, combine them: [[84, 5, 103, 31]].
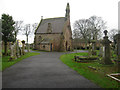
[[92, 41, 95, 51], [91, 40, 97, 55], [16, 40, 20, 57], [10, 42, 14, 58], [88, 41, 92, 57], [13, 43, 17, 59], [88, 47, 92, 57], [18, 40, 22, 56], [10, 42, 17, 60], [22, 40, 25, 55], [28, 44, 30, 52], [99, 44, 103, 57], [101, 30, 113, 64]]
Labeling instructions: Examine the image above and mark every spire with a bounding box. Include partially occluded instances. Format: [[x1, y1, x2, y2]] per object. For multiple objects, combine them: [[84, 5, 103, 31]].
[[41, 16, 43, 20], [65, 3, 70, 19]]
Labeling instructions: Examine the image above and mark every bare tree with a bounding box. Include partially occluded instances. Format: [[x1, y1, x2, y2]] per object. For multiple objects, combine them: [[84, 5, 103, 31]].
[[73, 29, 81, 39], [32, 23, 38, 31], [23, 24, 31, 52], [108, 29, 118, 41], [31, 23, 38, 37], [23, 23, 38, 52], [73, 16, 106, 50], [14, 21, 23, 41], [89, 16, 107, 40], [73, 29, 81, 51], [73, 19, 91, 49]]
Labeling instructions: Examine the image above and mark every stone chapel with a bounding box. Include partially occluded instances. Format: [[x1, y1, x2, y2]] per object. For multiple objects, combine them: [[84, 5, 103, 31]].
[[34, 3, 73, 51]]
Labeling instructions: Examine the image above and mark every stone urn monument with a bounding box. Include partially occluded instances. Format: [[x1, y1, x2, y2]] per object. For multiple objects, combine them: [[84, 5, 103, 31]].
[[101, 30, 113, 64]]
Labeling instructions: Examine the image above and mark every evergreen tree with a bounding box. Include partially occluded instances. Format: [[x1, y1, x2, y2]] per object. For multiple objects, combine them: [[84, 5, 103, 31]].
[[1, 14, 15, 55]]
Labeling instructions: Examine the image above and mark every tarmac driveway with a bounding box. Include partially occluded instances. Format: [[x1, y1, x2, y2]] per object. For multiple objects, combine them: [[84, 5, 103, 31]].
[[2, 51, 100, 88]]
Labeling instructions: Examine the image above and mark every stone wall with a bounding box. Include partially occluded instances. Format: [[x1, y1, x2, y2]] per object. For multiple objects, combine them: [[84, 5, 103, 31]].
[[62, 19, 73, 51], [72, 39, 101, 49], [35, 33, 61, 51]]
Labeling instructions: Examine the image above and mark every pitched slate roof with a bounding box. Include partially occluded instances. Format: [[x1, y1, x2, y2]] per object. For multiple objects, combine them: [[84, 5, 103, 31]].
[[36, 17, 66, 34]]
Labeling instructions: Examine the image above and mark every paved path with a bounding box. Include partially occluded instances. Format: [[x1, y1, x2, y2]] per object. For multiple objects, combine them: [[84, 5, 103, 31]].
[[3, 51, 100, 88]]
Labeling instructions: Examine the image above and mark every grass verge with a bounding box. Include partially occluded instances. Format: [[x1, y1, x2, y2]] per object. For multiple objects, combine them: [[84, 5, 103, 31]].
[[2, 52, 40, 71], [60, 52, 119, 88]]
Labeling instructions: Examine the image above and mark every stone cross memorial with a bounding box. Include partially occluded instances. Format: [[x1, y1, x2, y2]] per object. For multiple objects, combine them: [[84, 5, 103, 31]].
[[16, 40, 20, 57], [101, 30, 112, 64]]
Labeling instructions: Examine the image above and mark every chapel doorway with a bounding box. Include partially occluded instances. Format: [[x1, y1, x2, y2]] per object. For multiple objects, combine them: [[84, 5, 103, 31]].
[[66, 41, 68, 51], [50, 43, 52, 51]]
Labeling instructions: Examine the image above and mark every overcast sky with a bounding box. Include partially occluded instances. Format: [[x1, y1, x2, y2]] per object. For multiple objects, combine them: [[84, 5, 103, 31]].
[[0, 0, 119, 43]]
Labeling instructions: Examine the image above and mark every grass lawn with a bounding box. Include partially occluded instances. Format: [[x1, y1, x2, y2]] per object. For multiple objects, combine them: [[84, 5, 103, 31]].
[[1, 52, 40, 71], [60, 52, 119, 88]]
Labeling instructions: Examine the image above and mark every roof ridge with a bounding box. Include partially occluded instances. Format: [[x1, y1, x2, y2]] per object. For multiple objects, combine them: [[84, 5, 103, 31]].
[[43, 17, 65, 20]]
